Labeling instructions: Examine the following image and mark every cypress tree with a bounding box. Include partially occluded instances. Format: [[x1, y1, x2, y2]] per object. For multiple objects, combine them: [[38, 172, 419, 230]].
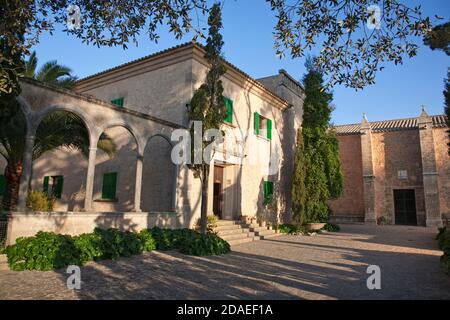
[[292, 129, 306, 225], [292, 59, 343, 224], [187, 3, 227, 234]]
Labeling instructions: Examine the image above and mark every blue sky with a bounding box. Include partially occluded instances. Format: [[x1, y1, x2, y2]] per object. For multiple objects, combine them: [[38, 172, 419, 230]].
[[32, 0, 449, 125]]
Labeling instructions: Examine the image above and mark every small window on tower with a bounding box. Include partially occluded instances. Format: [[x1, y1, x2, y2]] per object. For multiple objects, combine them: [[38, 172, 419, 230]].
[[398, 170, 408, 180]]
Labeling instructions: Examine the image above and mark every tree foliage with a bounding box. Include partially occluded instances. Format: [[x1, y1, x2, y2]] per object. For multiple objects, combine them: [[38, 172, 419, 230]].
[[0, 105, 116, 210], [292, 129, 306, 225], [424, 21, 450, 55], [187, 3, 227, 234], [0, 0, 207, 95], [422, 21, 450, 155], [268, 0, 432, 89], [24, 52, 78, 88], [292, 60, 343, 224]]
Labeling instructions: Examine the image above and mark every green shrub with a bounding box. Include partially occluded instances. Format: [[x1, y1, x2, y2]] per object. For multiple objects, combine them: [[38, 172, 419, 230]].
[[26, 190, 55, 211], [139, 229, 157, 252], [324, 223, 340, 232], [278, 224, 308, 235], [179, 232, 231, 256], [148, 227, 230, 256], [92, 228, 144, 259], [436, 227, 450, 273], [5, 231, 81, 271], [5, 226, 229, 271], [207, 215, 218, 234], [149, 227, 176, 250], [195, 216, 218, 234], [73, 232, 103, 263]]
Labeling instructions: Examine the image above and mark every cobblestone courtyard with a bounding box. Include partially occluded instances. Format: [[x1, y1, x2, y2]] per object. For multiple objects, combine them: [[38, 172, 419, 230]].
[[1, 224, 449, 300]]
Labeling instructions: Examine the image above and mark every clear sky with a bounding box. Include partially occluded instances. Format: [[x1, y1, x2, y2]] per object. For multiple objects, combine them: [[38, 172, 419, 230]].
[[32, 0, 450, 125]]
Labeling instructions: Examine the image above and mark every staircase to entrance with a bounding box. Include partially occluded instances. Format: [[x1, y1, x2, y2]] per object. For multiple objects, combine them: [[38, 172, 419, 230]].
[[214, 220, 280, 246]]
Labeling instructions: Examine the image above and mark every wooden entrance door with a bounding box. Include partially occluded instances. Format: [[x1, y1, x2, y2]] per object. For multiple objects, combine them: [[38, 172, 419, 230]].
[[393, 189, 417, 225], [213, 166, 224, 219]]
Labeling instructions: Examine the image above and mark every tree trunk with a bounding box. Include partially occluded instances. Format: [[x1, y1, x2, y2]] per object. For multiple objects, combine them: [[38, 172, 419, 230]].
[[1, 162, 23, 211], [199, 165, 210, 234]]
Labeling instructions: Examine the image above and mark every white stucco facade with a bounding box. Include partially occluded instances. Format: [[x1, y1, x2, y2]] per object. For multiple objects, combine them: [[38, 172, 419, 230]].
[[2, 42, 304, 244]]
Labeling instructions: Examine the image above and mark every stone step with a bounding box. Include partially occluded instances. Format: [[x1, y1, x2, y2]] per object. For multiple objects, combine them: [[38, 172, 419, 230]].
[[253, 229, 276, 237], [214, 219, 279, 246], [248, 226, 271, 232], [214, 224, 243, 232], [259, 232, 282, 240], [228, 237, 255, 246], [215, 220, 238, 226], [216, 228, 245, 236], [220, 232, 254, 242]]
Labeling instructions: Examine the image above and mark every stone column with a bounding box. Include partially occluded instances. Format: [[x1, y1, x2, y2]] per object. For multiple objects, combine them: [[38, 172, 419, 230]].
[[134, 154, 143, 212], [84, 147, 97, 211], [360, 115, 377, 224], [17, 135, 35, 211], [418, 109, 442, 227], [171, 165, 179, 212]]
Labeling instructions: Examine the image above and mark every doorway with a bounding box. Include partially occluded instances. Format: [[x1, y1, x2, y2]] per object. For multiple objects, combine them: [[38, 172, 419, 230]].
[[213, 165, 224, 219], [393, 189, 417, 225]]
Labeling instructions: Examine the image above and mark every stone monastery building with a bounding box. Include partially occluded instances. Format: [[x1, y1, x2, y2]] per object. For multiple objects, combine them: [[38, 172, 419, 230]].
[[1, 42, 448, 243]]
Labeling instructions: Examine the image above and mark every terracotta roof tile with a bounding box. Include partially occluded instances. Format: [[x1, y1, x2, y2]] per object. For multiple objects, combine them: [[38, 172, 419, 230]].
[[335, 115, 448, 135]]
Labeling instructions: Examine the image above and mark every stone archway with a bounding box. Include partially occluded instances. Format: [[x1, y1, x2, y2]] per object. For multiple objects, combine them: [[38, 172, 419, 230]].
[[141, 134, 176, 212]]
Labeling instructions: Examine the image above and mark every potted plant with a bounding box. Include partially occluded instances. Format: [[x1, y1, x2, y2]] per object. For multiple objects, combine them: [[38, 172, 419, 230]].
[[306, 222, 326, 231]]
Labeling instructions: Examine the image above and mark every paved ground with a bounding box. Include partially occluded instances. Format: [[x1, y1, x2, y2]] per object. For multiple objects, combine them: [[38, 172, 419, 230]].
[[1, 224, 449, 300]]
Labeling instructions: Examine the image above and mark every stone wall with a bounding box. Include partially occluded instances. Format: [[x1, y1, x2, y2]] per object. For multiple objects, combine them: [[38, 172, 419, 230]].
[[434, 127, 450, 219], [6, 211, 181, 245], [371, 130, 425, 225], [328, 134, 365, 218], [331, 115, 448, 227]]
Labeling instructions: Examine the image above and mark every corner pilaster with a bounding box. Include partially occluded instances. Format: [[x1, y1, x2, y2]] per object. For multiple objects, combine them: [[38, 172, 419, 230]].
[[360, 114, 377, 224], [418, 108, 442, 227]]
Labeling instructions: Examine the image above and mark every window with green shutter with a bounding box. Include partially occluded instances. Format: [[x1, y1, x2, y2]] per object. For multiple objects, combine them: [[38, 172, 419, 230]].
[[52, 176, 64, 199], [43, 176, 50, 195], [263, 180, 274, 204], [254, 112, 260, 135], [111, 97, 124, 107], [254, 112, 272, 140], [0, 175, 6, 197], [224, 98, 233, 124], [43, 176, 64, 198], [266, 118, 272, 140], [102, 172, 117, 200]]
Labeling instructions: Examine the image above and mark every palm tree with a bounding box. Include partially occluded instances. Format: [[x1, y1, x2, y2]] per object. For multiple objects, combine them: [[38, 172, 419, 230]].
[[0, 53, 115, 211], [24, 51, 78, 88]]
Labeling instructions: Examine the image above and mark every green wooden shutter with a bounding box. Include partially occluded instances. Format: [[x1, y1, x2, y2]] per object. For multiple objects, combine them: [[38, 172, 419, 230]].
[[263, 181, 268, 200], [267, 118, 272, 140], [54, 176, 64, 199], [43, 176, 49, 194], [263, 181, 274, 204], [111, 98, 124, 107], [225, 98, 233, 123], [254, 112, 260, 135], [102, 172, 117, 200], [0, 175, 6, 197]]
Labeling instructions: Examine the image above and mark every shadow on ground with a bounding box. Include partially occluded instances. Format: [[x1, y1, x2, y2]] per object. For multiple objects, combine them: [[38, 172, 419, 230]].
[[1, 224, 449, 300]]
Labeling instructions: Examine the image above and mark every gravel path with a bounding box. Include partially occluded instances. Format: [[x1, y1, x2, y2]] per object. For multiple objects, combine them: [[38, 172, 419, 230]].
[[1, 224, 449, 300]]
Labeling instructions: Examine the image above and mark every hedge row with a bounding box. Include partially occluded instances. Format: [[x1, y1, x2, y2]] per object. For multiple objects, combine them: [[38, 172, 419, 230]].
[[436, 227, 450, 273], [5, 227, 230, 271]]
